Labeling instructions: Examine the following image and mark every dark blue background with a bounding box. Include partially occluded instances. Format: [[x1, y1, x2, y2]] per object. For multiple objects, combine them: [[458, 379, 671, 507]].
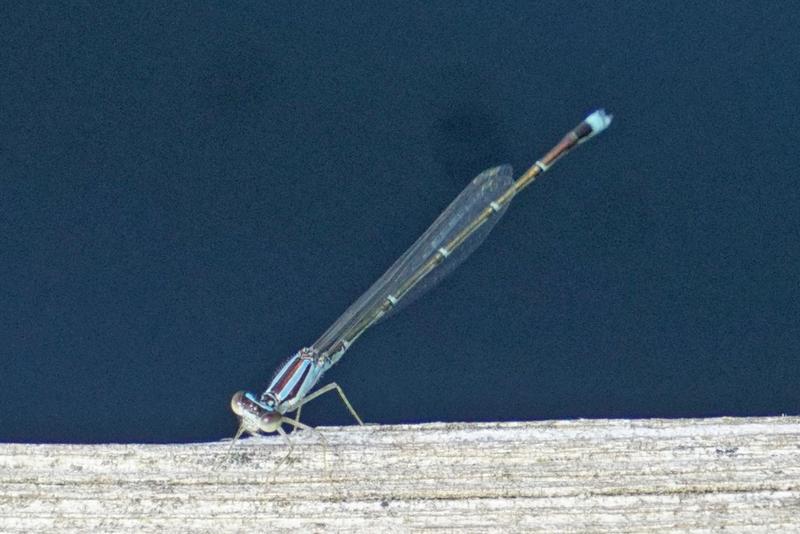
[[2, 3, 798, 443]]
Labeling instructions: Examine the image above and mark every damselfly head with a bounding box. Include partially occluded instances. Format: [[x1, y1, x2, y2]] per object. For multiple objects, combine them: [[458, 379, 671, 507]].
[[231, 390, 281, 435]]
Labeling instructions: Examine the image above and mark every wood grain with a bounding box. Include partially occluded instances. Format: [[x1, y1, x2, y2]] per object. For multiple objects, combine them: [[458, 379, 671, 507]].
[[2, 417, 799, 532]]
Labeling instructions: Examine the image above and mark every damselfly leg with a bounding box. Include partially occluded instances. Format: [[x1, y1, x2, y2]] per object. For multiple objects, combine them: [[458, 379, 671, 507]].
[[290, 382, 365, 433]]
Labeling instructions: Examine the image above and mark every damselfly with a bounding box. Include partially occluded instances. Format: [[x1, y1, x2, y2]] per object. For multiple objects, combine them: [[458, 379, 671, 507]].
[[231, 109, 612, 441]]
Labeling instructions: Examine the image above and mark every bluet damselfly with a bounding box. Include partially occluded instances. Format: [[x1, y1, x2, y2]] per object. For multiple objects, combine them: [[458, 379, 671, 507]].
[[231, 109, 613, 441]]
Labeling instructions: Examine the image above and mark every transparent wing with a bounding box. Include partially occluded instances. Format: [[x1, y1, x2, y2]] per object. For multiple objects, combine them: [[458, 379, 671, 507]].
[[312, 164, 514, 355]]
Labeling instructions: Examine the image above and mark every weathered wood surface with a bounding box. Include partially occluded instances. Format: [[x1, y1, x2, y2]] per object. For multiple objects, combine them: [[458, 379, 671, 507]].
[[1, 417, 799, 533]]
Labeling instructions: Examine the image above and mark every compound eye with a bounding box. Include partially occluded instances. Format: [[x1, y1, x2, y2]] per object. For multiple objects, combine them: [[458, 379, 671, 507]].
[[230, 391, 246, 416], [258, 412, 282, 433]]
